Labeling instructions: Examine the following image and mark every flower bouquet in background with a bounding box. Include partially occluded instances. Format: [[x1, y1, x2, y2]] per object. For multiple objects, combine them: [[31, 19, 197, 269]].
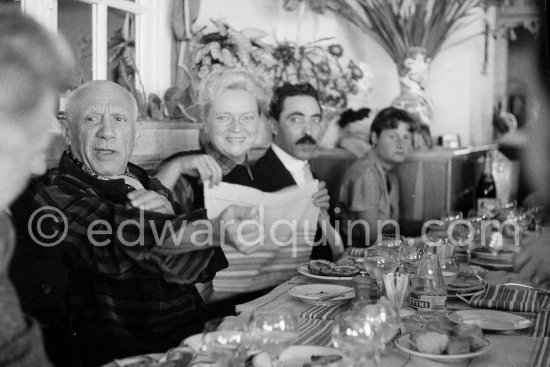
[[268, 40, 372, 110], [326, 0, 483, 149], [190, 18, 277, 91]]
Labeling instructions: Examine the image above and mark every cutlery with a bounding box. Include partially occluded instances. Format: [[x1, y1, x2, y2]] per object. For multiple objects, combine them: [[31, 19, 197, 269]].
[[317, 290, 354, 302]]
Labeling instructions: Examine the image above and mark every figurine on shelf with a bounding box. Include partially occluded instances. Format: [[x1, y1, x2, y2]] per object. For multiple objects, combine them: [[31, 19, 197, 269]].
[[164, 87, 185, 120], [147, 93, 164, 121]]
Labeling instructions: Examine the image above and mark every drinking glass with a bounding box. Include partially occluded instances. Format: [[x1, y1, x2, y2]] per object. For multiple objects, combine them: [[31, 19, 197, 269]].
[[440, 256, 460, 286], [332, 300, 399, 366], [441, 210, 463, 224], [248, 310, 298, 362], [364, 248, 399, 283], [201, 317, 248, 367], [376, 235, 405, 265]]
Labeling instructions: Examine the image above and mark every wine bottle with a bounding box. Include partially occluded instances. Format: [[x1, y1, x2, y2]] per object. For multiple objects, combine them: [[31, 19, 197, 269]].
[[476, 151, 497, 217]]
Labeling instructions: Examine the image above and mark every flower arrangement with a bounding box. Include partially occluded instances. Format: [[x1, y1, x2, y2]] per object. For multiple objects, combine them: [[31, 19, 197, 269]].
[[191, 19, 371, 109], [191, 19, 276, 87], [269, 40, 371, 108], [326, 0, 483, 66]]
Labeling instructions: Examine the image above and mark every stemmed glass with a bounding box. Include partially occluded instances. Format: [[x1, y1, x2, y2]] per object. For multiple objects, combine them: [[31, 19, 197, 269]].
[[332, 299, 400, 366], [376, 235, 405, 266], [441, 210, 463, 225], [248, 310, 298, 362], [364, 248, 399, 284], [201, 317, 249, 367]]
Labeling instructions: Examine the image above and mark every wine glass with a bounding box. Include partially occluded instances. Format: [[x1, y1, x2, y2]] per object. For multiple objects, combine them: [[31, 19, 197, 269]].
[[332, 300, 399, 366], [248, 310, 298, 362], [364, 248, 399, 283], [201, 317, 249, 367], [440, 256, 460, 286], [376, 235, 405, 265], [441, 210, 463, 225]]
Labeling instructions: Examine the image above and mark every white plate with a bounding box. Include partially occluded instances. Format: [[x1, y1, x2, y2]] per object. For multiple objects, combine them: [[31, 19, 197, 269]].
[[394, 333, 491, 363], [469, 258, 513, 270], [447, 310, 532, 331], [288, 284, 354, 305], [253, 345, 351, 367], [297, 264, 354, 282]]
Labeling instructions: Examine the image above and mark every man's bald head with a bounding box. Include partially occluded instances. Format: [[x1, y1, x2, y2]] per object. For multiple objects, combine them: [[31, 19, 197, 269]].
[[65, 80, 138, 124], [62, 80, 140, 177]]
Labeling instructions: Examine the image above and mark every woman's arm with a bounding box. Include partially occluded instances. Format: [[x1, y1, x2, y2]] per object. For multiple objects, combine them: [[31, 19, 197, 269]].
[[154, 154, 223, 190]]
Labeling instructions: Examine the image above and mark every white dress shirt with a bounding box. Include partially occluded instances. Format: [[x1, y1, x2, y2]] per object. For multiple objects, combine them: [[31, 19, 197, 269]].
[[270, 144, 344, 259], [270, 143, 311, 187]]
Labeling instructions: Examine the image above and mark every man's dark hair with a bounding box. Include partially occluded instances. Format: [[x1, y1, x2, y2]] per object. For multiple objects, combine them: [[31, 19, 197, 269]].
[[369, 107, 417, 144], [269, 83, 321, 121], [338, 108, 371, 128]]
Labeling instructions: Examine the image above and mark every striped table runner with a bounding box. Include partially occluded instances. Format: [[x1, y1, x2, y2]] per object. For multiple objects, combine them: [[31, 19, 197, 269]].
[[300, 303, 352, 321], [468, 283, 540, 312]]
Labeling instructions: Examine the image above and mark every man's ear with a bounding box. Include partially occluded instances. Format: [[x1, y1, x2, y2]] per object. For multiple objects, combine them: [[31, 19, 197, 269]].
[[370, 131, 378, 147], [134, 120, 142, 147], [269, 117, 279, 136], [60, 117, 71, 146]]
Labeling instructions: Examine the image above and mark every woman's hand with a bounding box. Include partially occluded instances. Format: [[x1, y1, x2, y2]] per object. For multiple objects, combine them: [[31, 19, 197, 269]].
[[176, 154, 223, 187], [127, 189, 175, 215]]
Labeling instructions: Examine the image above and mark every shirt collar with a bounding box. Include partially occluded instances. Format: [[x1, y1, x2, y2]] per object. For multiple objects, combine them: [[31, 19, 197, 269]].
[[270, 143, 309, 174], [204, 141, 253, 179], [59, 151, 150, 202]]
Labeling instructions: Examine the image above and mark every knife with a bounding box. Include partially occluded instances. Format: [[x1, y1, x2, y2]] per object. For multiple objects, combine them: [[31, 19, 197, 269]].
[[317, 289, 354, 302]]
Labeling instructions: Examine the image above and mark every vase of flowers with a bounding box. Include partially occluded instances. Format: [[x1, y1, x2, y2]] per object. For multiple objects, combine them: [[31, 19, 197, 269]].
[[324, 0, 482, 149], [392, 46, 434, 149]]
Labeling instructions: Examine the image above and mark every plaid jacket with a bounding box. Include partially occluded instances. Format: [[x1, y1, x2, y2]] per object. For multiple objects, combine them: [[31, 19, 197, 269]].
[[9, 152, 228, 364]]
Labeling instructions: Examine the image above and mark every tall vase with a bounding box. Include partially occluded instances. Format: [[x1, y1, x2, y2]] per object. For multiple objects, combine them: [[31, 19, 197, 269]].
[[391, 47, 434, 150]]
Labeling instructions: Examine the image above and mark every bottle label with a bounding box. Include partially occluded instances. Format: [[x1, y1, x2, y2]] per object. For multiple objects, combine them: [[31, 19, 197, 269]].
[[477, 198, 497, 217], [408, 294, 447, 310]]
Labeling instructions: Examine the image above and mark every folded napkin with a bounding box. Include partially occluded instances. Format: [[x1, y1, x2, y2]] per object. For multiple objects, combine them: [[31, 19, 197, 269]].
[[467, 282, 539, 312], [348, 247, 368, 258], [299, 303, 352, 321]]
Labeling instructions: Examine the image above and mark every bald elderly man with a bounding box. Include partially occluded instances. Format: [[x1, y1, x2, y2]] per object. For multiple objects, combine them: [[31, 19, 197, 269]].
[[10, 80, 262, 367]]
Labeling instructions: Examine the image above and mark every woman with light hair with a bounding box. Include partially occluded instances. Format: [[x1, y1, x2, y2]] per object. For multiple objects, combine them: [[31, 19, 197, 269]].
[[154, 68, 272, 316], [155, 68, 271, 207]]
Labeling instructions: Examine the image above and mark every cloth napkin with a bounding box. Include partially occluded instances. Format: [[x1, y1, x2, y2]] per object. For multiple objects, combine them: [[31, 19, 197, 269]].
[[348, 247, 368, 257], [467, 282, 540, 313], [299, 303, 352, 320]]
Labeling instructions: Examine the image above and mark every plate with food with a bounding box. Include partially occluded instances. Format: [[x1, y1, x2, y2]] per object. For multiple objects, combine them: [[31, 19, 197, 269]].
[[105, 347, 194, 367], [394, 323, 491, 363], [288, 284, 354, 305], [471, 247, 514, 262], [447, 310, 532, 331], [469, 258, 513, 270], [253, 345, 351, 367], [446, 273, 485, 296], [298, 260, 360, 281]]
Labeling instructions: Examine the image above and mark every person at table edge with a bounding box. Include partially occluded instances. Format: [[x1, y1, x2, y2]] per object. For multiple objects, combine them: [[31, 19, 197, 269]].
[[0, 12, 77, 367], [9, 80, 263, 367]]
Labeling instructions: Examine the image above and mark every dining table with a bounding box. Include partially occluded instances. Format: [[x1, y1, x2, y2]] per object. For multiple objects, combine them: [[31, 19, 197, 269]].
[[233, 247, 550, 367]]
